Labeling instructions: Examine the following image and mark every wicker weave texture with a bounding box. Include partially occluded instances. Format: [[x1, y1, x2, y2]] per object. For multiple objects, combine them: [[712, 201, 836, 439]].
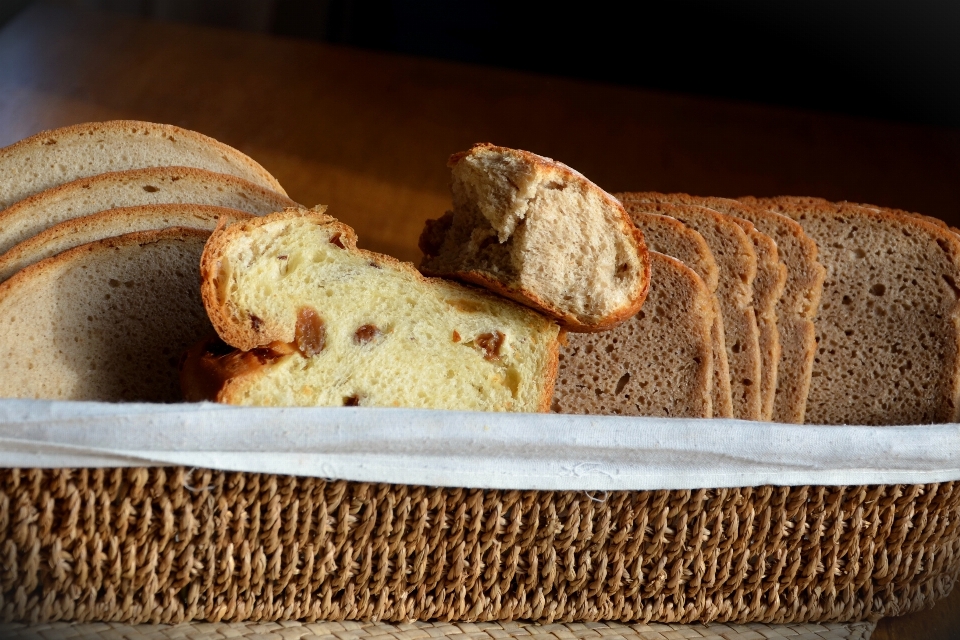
[[0, 468, 957, 626], [0, 619, 878, 640]]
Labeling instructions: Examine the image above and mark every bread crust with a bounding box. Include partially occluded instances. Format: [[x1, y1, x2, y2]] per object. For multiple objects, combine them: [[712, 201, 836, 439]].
[[0, 203, 252, 283], [0, 120, 287, 209], [0, 166, 299, 255], [422, 144, 651, 332]]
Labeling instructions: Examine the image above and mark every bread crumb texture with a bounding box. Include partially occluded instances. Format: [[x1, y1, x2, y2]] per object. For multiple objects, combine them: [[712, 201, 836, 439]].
[[552, 253, 714, 417], [421, 144, 648, 330], [204, 210, 560, 411]]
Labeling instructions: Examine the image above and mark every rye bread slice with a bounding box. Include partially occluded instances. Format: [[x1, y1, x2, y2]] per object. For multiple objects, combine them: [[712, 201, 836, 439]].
[[193, 208, 560, 411], [625, 211, 733, 418], [0, 120, 286, 210], [419, 144, 650, 332], [552, 252, 715, 417], [742, 196, 960, 424], [630, 193, 816, 423], [0, 204, 252, 283], [0, 166, 299, 255], [0, 228, 213, 401], [616, 197, 762, 420]]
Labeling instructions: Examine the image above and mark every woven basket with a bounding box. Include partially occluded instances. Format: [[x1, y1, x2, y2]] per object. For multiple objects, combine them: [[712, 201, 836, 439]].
[[0, 467, 957, 626]]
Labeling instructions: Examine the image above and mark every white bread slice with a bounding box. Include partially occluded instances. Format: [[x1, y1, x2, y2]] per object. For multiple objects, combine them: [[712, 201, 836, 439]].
[[0, 228, 213, 401], [617, 197, 762, 420], [0, 120, 286, 210], [628, 194, 803, 422], [625, 211, 733, 418], [742, 196, 960, 424], [193, 208, 561, 411], [419, 144, 650, 332], [0, 204, 252, 283], [552, 252, 715, 417], [0, 167, 299, 255]]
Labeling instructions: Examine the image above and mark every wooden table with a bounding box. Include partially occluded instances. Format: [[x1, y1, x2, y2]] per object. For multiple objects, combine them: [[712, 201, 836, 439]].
[[0, 3, 958, 638]]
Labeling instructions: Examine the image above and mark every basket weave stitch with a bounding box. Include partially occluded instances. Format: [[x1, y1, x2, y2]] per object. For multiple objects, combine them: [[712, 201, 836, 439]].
[[0, 468, 957, 625]]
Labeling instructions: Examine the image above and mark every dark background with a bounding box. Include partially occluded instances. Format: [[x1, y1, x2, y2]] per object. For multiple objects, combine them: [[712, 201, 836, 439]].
[[1, 0, 958, 129]]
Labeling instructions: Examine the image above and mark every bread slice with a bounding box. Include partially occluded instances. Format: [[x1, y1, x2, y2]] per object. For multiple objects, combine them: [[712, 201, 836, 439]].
[[628, 194, 809, 423], [0, 166, 299, 255], [419, 144, 650, 332], [624, 211, 733, 418], [616, 197, 762, 420], [193, 208, 561, 411], [552, 252, 715, 417], [740, 196, 960, 424], [0, 228, 213, 401], [0, 204, 252, 283], [0, 120, 286, 210]]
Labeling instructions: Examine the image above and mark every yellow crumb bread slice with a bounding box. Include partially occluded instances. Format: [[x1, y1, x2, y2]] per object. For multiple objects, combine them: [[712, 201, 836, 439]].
[[195, 208, 561, 411]]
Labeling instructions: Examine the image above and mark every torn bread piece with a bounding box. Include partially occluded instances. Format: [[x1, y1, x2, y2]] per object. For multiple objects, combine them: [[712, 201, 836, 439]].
[[419, 144, 650, 332], [0, 204, 252, 283], [617, 197, 762, 420], [0, 228, 213, 401], [552, 252, 715, 417], [192, 208, 561, 411], [0, 166, 299, 255], [742, 196, 960, 424], [0, 120, 286, 210], [625, 211, 733, 418]]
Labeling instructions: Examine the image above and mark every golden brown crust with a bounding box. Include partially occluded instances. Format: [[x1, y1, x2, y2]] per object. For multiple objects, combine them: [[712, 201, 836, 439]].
[[0, 120, 287, 200]]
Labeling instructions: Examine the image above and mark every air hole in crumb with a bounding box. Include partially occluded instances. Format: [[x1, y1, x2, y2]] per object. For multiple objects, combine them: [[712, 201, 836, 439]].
[[615, 372, 631, 395], [142, 185, 159, 193], [329, 233, 346, 249], [343, 395, 359, 406], [278, 255, 288, 260], [869, 284, 886, 296], [842, 295, 853, 305], [452, 330, 461, 343], [250, 315, 263, 331], [943, 274, 960, 298], [731, 342, 742, 354]]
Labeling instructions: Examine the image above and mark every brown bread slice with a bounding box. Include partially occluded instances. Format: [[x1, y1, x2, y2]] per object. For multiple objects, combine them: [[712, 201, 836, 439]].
[[625, 211, 733, 418], [741, 196, 960, 424], [0, 120, 286, 210], [194, 208, 561, 411], [0, 167, 299, 255], [552, 252, 715, 417], [616, 197, 762, 420], [630, 193, 814, 423], [0, 228, 213, 401], [419, 144, 650, 332], [0, 204, 252, 283]]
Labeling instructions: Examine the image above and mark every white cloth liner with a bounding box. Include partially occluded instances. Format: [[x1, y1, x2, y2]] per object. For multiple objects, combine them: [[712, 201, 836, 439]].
[[0, 399, 957, 491]]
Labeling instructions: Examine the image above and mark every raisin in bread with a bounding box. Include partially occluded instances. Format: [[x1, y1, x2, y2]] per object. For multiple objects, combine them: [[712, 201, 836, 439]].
[[742, 196, 960, 424], [552, 252, 715, 417], [419, 144, 650, 332], [617, 197, 762, 420], [0, 120, 285, 210], [0, 204, 252, 283], [192, 208, 561, 411], [0, 166, 299, 255], [0, 228, 213, 401], [625, 210, 733, 418]]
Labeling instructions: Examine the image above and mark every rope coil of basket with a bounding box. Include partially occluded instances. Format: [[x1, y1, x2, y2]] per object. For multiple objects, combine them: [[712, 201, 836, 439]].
[[0, 467, 958, 625]]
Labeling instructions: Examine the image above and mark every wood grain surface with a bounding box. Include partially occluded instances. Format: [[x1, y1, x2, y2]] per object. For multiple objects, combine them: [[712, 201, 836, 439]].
[[0, 3, 958, 638]]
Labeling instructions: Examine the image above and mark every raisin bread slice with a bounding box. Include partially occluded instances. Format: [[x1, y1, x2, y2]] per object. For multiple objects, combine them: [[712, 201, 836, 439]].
[[742, 196, 960, 424], [0, 204, 252, 283], [0, 120, 285, 210], [552, 252, 715, 417], [0, 166, 299, 255], [419, 144, 650, 332], [617, 197, 762, 420], [193, 208, 560, 411], [625, 211, 733, 418], [0, 228, 213, 401]]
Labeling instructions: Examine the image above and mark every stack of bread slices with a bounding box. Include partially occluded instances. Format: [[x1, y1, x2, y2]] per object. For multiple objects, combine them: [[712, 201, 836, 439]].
[[2, 122, 957, 426]]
